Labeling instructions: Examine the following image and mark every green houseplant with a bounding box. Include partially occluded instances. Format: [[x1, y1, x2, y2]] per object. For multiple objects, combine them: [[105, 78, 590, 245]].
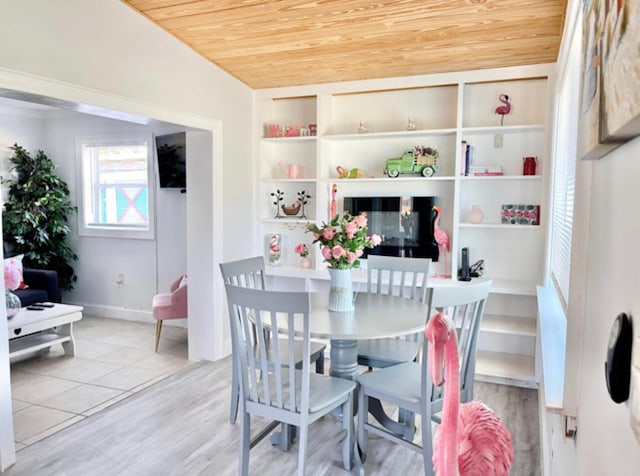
[[2, 144, 77, 291]]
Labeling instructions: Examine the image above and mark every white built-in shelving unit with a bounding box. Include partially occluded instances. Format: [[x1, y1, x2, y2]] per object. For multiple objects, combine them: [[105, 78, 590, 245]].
[[254, 65, 553, 388]]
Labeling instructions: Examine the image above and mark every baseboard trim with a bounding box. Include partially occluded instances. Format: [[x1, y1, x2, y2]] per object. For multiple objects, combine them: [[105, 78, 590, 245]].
[[67, 302, 187, 328]]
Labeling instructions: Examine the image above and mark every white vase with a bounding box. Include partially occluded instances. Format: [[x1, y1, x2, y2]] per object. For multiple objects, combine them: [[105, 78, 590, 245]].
[[328, 268, 354, 312], [466, 205, 484, 224], [300, 257, 312, 269]]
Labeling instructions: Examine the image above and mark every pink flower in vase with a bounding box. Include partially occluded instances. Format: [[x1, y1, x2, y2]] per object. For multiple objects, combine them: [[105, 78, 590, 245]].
[[331, 245, 345, 260], [354, 214, 368, 228], [294, 243, 309, 257], [344, 221, 358, 239]]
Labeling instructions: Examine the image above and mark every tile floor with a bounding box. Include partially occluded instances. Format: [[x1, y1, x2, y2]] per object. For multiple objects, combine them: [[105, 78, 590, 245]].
[[9, 315, 192, 451]]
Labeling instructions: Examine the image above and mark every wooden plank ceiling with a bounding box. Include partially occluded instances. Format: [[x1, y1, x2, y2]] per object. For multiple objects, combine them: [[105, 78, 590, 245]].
[[122, 0, 567, 89]]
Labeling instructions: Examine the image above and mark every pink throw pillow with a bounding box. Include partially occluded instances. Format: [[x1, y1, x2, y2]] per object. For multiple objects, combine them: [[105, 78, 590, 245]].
[[4, 254, 26, 291]]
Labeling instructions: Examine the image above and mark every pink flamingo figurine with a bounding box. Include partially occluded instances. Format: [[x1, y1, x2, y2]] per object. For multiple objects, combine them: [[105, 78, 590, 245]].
[[432, 206, 450, 278], [330, 183, 337, 219], [425, 312, 514, 476], [494, 94, 511, 126]]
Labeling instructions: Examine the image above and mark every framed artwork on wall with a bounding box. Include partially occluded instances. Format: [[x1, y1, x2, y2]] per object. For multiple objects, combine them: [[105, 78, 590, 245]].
[[579, 0, 639, 160]]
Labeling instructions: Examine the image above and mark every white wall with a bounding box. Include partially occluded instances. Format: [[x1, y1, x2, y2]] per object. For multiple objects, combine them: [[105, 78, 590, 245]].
[[546, 1, 640, 474], [40, 111, 187, 312], [0, 107, 45, 190], [571, 137, 640, 475], [0, 0, 253, 470]]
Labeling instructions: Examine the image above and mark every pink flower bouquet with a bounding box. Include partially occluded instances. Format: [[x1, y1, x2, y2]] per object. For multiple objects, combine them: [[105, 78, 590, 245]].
[[306, 212, 381, 269], [294, 243, 309, 258]]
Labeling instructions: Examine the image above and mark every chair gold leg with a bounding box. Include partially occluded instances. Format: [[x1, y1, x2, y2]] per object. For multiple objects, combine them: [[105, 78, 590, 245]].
[[155, 320, 163, 352]]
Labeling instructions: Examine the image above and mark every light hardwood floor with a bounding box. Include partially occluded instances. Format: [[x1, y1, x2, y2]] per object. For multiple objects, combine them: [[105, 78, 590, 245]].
[[3, 318, 541, 476]]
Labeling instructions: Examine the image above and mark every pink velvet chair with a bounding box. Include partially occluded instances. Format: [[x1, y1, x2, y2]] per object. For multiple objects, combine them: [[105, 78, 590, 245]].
[[152, 275, 188, 352]]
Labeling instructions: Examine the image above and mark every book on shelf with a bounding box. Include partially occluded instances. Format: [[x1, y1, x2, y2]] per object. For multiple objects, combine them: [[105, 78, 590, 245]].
[[461, 140, 474, 176]]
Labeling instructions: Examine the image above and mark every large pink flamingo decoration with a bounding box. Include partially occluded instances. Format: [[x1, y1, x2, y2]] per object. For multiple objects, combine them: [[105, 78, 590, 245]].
[[432, 205, 450, 278], [425, 312, 514, 476], [494, 94, 511, 126]]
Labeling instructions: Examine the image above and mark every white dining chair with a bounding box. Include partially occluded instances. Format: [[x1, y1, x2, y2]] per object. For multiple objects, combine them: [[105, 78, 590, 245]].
[[356, 279, 492, 475], [220, 256, 326, 424], [225, 284, 355, 476], [357, 255, 432, 369]]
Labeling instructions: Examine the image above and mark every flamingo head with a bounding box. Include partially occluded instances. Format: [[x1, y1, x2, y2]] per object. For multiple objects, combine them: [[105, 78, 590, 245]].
[[500, 94, 510, 102], [432, 205, 441, 216], [425, 312, 453, 386]]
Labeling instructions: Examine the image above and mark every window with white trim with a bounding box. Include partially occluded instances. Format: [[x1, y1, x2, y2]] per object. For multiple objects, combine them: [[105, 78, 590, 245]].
[[77, 135, 155, 239], [549, 23, 580, 309]]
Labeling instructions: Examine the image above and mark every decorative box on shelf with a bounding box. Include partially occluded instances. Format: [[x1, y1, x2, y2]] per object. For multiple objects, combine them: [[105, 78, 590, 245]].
[[469, 165, 503, 176], [501, 204, 540, 225]]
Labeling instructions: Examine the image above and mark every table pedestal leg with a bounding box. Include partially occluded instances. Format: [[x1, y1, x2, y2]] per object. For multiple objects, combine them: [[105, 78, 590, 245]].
[[367, 398, 415, 438], [330, 339, 414, 439], [329, 339, 358, 380]]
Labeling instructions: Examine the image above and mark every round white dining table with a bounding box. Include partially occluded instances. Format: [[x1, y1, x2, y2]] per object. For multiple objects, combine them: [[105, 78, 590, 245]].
[[305, 292, 429, 380]]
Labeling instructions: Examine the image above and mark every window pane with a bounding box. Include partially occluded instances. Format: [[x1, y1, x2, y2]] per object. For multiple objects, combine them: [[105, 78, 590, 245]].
[[82, 142, 149, 229]]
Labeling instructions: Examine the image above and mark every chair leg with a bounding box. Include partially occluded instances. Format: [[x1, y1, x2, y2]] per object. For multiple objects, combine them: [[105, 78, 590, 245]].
[[297, 423, 308, 476], [239, 410, 250, 476], [421, 408, 435, 476], [342, 395, 353, 471], [230, 359, 240, 424], [154, 320, 163, 352], [315, 352, 325, 375], [357, 387, 368, 462]]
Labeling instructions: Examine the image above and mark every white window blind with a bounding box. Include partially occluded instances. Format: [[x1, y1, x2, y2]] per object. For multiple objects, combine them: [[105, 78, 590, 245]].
[[550, 27, 580, 308]]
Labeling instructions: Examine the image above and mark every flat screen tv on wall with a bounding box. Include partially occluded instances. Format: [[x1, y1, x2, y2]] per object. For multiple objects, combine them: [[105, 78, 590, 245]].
[[155, 132, 186, 190], [343, 196, 439, 261]]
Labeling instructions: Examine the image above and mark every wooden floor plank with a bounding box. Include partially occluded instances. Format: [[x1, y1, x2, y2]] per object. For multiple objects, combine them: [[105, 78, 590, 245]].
[[5, 357, 540, 475]]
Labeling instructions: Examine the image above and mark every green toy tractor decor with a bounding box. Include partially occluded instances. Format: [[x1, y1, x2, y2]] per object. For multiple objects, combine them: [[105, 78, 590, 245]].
[[384, 146, 439, 178]]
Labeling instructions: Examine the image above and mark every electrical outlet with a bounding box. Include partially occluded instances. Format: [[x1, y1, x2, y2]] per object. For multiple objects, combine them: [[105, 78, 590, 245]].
[[494, 133, 503, 148], [116, 273, 125, 285]]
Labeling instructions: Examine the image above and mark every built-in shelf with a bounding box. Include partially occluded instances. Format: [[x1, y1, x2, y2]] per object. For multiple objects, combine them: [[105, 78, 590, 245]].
[[322, 128, 457, 141], [488, 279, 538, 296], [261, 218, 312, 225], [257, 68, 551, 388], [481, 314, 537, 336], [261, 136, 317, 143], [459, 223, 542, 230], [261, 178, 317, 183], [319, 176, 455, 184], [475, 350, 536, 388], [461, 124, 545, 134], [459, 175, 542, 182]]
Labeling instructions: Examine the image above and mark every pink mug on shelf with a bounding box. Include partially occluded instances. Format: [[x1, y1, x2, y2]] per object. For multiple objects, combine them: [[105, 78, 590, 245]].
[[278, 162, 303, 179]]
